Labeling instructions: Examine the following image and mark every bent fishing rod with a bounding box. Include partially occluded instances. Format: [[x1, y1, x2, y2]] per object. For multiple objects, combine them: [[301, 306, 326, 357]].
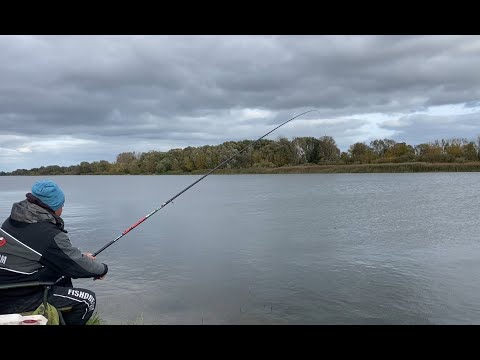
[[93, 109, 317, 257]]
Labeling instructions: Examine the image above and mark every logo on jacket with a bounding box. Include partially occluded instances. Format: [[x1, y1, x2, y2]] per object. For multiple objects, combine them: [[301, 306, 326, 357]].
[[0, 237, 6, 247]]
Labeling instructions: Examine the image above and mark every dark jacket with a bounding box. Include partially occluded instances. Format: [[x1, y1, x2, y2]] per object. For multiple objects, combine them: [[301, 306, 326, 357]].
[[0, 197, 108, 313]]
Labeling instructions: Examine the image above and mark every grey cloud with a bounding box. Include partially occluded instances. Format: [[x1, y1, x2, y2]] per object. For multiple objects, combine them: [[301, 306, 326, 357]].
[[380, 112, 480, 145], [1, 35, 480, 171]]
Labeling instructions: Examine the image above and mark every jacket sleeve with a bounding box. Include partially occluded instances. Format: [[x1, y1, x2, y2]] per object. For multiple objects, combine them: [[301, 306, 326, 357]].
[[40, 231, 108, 279]]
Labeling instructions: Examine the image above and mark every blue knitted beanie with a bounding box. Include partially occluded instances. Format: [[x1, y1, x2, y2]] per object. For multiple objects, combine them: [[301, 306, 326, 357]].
[[31, 180, 65, 211]]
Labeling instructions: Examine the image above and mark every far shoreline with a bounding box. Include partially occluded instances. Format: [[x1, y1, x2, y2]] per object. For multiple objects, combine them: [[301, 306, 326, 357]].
[[4, 162, 480, 176], [199, 162, 480, 174]]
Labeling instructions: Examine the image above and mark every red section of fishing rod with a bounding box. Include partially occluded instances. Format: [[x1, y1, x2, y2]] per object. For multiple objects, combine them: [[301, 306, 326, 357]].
[[93, 212, 154, 256], [93, 109, 317, 257]]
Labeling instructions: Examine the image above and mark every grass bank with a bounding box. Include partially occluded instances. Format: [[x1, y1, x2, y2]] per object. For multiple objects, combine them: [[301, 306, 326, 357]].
[[182, 162, 480, 175], [85, 312, 145, 325]]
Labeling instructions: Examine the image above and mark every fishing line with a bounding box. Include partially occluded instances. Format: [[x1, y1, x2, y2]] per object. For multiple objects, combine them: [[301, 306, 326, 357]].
[[93, 109, 317, 256]]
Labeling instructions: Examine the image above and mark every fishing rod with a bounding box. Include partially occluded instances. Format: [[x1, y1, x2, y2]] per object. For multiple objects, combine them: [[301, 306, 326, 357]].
[[93, 109, 317, 257]]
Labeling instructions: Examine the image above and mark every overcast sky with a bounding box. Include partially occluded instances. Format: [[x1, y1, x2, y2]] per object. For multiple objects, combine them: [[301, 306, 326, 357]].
[[1, 35, 479, 172]]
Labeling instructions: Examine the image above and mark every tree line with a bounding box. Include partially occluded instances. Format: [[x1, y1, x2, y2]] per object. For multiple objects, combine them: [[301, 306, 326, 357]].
[[2, 135, 480, 176]]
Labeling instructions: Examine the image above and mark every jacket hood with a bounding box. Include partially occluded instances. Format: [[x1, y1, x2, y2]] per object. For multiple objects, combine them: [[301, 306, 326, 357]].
[[10, 199, 64, 230]]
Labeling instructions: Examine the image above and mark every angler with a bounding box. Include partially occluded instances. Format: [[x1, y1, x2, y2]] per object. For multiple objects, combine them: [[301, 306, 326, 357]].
[[0, 180, 107, 325]]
